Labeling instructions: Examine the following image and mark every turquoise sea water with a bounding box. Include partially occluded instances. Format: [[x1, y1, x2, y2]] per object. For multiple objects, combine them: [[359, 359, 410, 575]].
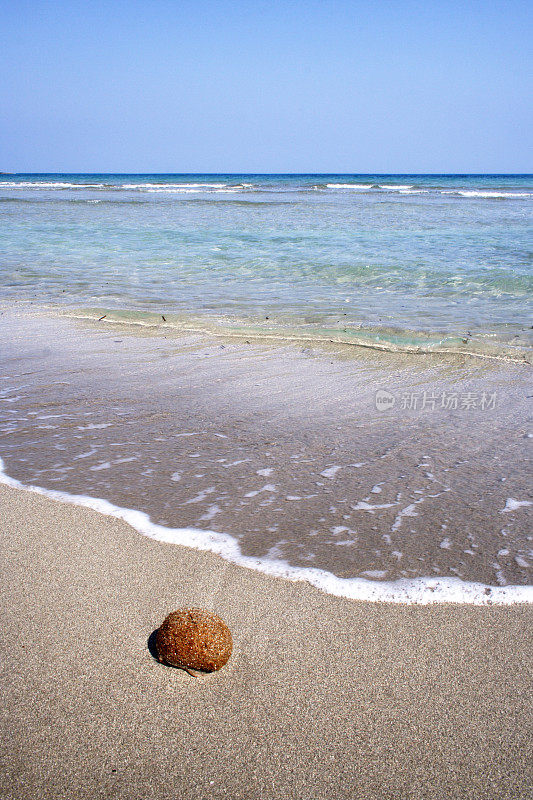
[[1, 174, 532, 357]]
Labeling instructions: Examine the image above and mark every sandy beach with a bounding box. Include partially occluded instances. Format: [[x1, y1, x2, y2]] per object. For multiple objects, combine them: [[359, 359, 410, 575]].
[[1, 482, 531, 800], [2, 1, 532, 797]]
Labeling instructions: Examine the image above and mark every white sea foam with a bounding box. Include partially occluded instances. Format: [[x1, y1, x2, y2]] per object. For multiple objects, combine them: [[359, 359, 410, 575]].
[[76, 423, 112, 430], [198, 504, 221, 521], [1, 181, 531, 200], [391, 502, 419, 532], [501, 498, 533, 512], [351, 500, 396, 513], [74, 449, 99, 460], [0, 457, 531, 605], [441, 190, 532, 199], [244, 483, 277, 498], [320, 465, 342, 478], [122, 182, 227, 189], [183, 487, 215, 504], [0, 182, 107, 189], [326, 183, 421, 192], [0, 181, 239, 192], [325, 183, 371, 189], [146, 188, 239, 194]]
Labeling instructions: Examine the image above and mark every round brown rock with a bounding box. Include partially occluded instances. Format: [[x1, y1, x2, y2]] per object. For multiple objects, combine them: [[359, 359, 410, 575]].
[[155, 608, 232, 672]]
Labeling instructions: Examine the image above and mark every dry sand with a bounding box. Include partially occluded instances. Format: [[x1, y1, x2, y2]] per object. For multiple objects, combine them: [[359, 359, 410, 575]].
[[0, 483, 532, 800]]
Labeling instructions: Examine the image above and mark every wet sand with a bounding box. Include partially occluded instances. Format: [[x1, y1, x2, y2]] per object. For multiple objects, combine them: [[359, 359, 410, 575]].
[[1, 308, 532, 590], [0, 483, 532, 800]]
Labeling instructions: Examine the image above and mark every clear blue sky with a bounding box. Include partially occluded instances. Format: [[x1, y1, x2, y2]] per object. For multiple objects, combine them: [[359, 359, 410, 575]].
[[0, 0, 531, 173]]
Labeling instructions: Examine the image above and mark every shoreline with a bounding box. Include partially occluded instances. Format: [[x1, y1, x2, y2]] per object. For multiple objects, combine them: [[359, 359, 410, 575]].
[[1, 307, 532, 592], [1, 457, 531, 606], [5, 300, 533, 364], [1, 481, 532, 799]]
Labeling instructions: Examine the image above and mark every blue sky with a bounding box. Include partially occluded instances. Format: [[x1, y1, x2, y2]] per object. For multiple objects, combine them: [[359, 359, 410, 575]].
[[0, 0, 531, 172]]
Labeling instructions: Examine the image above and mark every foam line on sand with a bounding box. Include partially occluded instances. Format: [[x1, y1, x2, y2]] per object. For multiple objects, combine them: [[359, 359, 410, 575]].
[[1, 457, 531, 605]]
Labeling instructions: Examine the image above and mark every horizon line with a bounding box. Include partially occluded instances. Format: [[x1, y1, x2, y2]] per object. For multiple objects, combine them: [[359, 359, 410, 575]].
[[3, 171, 533, 177]]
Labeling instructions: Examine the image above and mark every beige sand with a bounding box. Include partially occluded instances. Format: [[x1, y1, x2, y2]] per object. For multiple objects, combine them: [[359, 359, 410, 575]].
[[0, 483, 531, 800]]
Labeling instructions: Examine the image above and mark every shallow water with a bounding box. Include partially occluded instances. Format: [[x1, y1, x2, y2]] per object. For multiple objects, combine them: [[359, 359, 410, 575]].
[[1, 174, 532, 359]]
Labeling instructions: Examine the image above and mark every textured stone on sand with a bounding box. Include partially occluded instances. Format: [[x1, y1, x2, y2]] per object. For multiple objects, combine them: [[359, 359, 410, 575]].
[[155, 608, 233, 672]]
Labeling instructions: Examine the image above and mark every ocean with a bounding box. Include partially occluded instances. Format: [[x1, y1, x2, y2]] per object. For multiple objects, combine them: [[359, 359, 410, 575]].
[[0, 175, 532, 603]]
